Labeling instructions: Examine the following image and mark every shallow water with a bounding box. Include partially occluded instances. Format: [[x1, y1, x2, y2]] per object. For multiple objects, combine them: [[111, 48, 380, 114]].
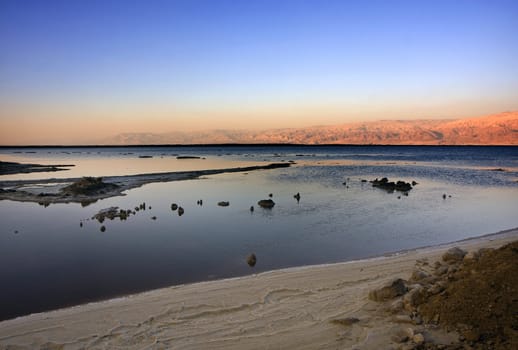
[[1, 145, 517, 320]]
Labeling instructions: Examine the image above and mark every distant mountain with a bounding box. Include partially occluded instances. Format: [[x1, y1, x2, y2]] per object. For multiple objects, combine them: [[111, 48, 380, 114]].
[[105, 111, 518, 145]]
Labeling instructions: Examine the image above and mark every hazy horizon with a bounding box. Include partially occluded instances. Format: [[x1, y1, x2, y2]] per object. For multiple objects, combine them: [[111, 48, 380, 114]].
[[1, 0, 518, 145]]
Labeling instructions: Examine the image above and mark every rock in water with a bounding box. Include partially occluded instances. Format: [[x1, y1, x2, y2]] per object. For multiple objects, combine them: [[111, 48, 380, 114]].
[[257, 199, 275, 208], [247, 253, 257, 267], [178, 207, 184, 216], [171, 203, 178, 211], [250, 206, 254, 212], [218, 201, 230, 207]]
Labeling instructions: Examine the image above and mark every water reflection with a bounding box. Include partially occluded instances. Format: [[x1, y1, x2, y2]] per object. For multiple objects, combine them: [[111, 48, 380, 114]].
[[1, 146, 518, 320], [0, 153, 261, 181]]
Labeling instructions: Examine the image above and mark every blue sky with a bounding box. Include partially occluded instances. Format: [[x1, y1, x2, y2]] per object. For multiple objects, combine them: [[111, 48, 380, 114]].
[[0, 0, 517, 143]]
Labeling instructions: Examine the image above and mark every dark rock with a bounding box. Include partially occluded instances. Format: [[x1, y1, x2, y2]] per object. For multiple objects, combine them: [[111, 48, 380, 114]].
[[403, 285, 426, 311], [151, 216, 157, 220], [100, 225, 106, 232], [250, 206, 254, 212], [410, 269, 431, 282], [371, 177, 412, 193], [294, 192, 301, 202], [178, 207, 184, 216], [247, 253, 257, 267], [368, 278, 407, 302], [442, 247, 467, 263], [391, 330, 409, 343], [218, 201, 230, 207], [268, 193, 273, 198], [412, 181, 418, 186], [258, 199, 275, 208], [171, 203, 178, 211], [176, 156, 201, 159]]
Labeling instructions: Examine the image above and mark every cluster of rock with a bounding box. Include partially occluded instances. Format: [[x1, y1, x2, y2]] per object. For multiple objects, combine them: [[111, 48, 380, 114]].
[[365, 247, 467, 348], [370, 177, 414, 193], [171, 203, 184, 216], [368, 243, 518, 349], [92, 206, 135, 223]]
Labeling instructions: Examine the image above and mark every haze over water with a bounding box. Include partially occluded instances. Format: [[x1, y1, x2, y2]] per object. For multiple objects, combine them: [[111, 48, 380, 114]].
[[1, 145, 517, 321]]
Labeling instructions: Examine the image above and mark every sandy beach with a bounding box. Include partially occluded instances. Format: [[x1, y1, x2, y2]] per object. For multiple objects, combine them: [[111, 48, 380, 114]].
[[0, 228, 516, 349]]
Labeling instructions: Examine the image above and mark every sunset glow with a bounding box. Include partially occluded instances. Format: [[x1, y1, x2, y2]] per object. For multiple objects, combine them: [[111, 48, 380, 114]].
[[1, 0, 517, 145]]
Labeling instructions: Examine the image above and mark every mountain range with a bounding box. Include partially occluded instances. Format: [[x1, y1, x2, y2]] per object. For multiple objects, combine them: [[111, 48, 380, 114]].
[[105, 111, 518, 145]]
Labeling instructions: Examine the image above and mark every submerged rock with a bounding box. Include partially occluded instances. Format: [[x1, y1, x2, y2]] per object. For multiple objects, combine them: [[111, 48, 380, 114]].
[[176, 156, 201, 159], [247, 253, 257, 267], [257, 199, 275, 209]]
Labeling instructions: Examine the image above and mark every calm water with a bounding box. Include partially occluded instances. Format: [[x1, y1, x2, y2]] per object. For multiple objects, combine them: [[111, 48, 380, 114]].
[[1, 145, 518, 320]]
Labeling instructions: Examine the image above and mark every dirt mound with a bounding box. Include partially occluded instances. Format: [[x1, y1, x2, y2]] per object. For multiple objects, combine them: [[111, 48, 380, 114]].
[[62, 177, 119, 195], [418, 241, 518, 349]]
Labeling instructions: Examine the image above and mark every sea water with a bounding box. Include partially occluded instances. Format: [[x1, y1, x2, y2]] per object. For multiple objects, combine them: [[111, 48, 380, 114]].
[[0, 145, 517, 320]]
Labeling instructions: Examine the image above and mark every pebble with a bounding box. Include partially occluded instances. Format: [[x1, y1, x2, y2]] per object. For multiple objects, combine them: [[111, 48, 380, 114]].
[[413, 333, 425, 344]]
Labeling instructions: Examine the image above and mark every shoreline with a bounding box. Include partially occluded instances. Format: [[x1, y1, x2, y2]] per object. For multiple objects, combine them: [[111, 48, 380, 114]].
[[0, 162, 291, 205], [1, 227, 516, 349]]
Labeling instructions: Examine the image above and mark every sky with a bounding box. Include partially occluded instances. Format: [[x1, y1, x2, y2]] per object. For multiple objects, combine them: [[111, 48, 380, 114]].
[[1, 0, 517, 145]]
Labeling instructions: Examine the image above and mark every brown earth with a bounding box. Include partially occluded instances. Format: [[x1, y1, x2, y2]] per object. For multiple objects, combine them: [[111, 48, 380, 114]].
[[417, 241, 518, 349]]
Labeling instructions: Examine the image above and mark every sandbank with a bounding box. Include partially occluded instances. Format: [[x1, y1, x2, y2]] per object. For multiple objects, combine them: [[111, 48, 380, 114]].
[[0, 228, 516, 349], [0, 162, 290, 205]]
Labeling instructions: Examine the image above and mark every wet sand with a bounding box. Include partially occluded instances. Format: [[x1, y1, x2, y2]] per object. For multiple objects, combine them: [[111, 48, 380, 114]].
[[0, 228, 516, 349]]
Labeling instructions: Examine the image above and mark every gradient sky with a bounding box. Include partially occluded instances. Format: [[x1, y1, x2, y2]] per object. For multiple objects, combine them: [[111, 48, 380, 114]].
[[1, 0, 518, 144]]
